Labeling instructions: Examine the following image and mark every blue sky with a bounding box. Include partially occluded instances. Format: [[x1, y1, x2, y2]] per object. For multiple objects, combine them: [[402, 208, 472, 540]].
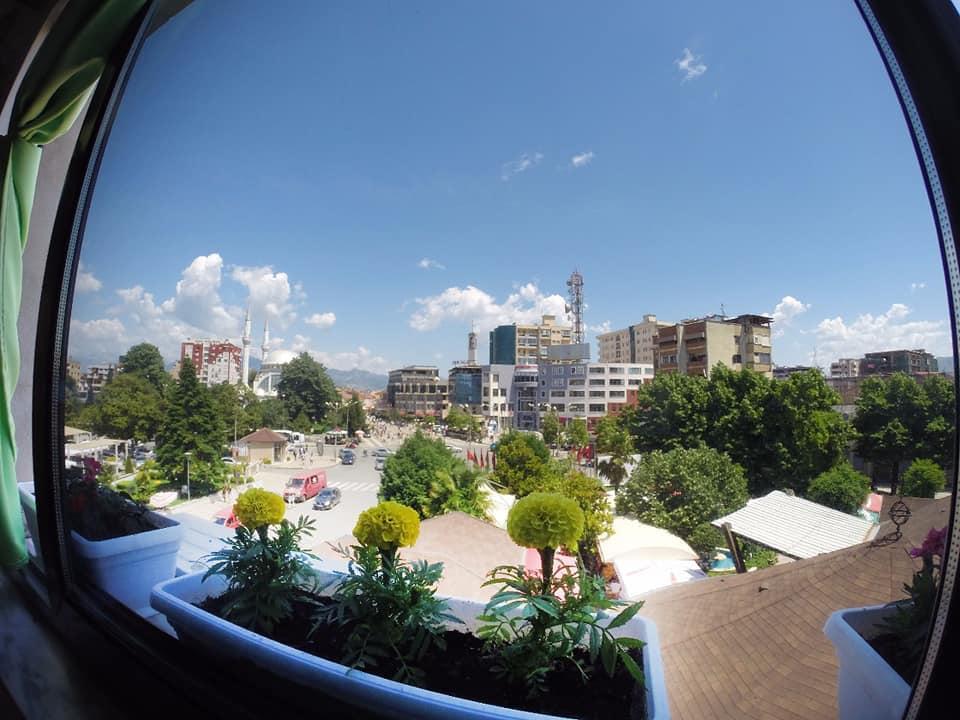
[[69, 0, 952, 375]]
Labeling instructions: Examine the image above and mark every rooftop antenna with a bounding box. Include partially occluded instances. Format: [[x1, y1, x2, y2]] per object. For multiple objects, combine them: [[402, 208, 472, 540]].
[[566, 270, 584, 344], [720, 302, 726, 318]]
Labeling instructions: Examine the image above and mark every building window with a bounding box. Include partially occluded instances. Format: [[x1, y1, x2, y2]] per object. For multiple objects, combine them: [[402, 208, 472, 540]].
[[628, 367, 641, 374], [569, 390, 585, 397], [589, 390, 605, 398], [628, 379, 641, 386], [609, 390, 625, 398], [609, 378, 624, 386], [608, 366, 624, 374], [569, 379, 585, 386], [589, 404, 606, 413], [589, 366, 606, 374], [550, 390, 565, 397]]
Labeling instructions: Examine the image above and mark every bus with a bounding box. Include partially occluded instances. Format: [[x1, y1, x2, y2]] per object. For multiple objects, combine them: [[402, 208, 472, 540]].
[[324, 429, 348, 445]]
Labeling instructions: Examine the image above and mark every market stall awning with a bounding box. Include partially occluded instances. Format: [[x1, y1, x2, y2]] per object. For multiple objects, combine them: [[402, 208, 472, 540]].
[[710, 490, 879, 560], [599, 517, 699, 563]]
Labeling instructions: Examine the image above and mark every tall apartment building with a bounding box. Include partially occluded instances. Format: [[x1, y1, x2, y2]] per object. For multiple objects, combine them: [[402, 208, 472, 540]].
[[82, 363, 117, 401], [597, 314, 671, 365], [510, 365, 541, 430], [66, 358, 82, 386], [861, 349, 938, 376], [773, 365, 819, 381], [537, 362, 653, 432], [656, 314, 773, 378], [386, 366, 448, 417], [482, 364, 515, 433], [180, 340, 243, 386], [448, 363, 483, 413], [489, 315, 573, 365], [830, 358, 862, 378]]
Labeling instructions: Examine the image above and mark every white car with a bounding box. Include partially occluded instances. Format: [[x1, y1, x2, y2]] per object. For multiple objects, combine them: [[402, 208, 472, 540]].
[[445, 445, 464, 454]]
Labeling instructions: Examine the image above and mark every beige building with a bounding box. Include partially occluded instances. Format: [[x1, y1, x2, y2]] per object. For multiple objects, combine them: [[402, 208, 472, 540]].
[[657, 314, 773, 378], [66, 358, 82, 386], [489, 314, 574, 365], [237, 428, 287, 463], [597, 314, 672, 365], [386, 366, 448, 417]]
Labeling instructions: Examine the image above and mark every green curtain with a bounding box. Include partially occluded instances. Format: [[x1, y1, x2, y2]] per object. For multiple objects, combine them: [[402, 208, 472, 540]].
[[0, 0, 146, 568]]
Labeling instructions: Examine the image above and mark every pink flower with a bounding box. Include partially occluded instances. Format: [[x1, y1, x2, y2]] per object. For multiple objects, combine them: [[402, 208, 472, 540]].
[[910, 526, 947, 559]]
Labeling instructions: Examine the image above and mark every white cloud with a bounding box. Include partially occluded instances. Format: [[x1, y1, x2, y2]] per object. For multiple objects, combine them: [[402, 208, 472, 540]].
[[158, 253, 240, 336], [814, 303, 948, 363], [911, 281, 927, 292], [570, 151, 594, 169], [769, 295, 811, 334], [501, 152, 544, 181], [305, 312, 336, 329], [675, 48, 707, 82], [291, 341, 391, 374], [75, 263, 102, 293], [230, 264, 296, 328], [588, 321, 611, 334], [409, 282, 567, 332], [417, 258, 445, 270], [69, 317, 128, 362]]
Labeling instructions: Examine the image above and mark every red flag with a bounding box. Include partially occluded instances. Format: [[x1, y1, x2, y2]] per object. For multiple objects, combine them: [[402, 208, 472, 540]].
[[467, 450, 476, 463], [479, 452, 485, 469]]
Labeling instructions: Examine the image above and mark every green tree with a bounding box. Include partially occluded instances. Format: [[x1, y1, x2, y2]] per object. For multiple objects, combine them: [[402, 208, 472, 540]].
[[900, 458, 946, 498], [379, 431, 489, 519], [277, 353, 338, 425], [64, 374, 85, 427], [88, 374, 164, 442], [119, 342, 169, 393], [544, 466, 612, 562], [619, 372, 709, 453], [564, 418, 589, 450], [155, 357, 225, 482], [854, 373, 932, 493], [259, 397, 289, 429], [917, 374, 955, 473], [541, 408, 561, 448], [346, 392, 366, 436], [806, 462, 872, 514], [753, 369, 851, 495], [595, 415, 634, 493], [687, 522, 724, 558], [617, 447, 748, 543], [209, 382, 262, 446], [490, 431, 553, 496]]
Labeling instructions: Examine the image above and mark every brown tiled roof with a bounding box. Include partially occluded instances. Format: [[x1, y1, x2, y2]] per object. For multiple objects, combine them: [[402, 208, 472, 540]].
[[639, 495, 951, 720], [238, 428, 287, 444]]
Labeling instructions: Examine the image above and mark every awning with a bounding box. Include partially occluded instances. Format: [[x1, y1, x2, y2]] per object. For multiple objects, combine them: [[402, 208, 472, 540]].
[[599, 517, 699, 563]]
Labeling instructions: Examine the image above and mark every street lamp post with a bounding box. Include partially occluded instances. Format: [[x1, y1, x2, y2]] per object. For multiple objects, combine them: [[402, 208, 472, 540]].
[[184, 451, 192, 501]]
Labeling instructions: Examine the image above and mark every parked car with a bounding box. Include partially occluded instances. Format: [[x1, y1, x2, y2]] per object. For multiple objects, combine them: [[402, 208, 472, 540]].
[[213, 508, 240, 529], [282, 468, 327, 503], [374, 457, 386, 471], [445, 444, 464, 454], [340, 450, 356, 465], [312, 487, 342, 511], [373, 447, 392, 458]]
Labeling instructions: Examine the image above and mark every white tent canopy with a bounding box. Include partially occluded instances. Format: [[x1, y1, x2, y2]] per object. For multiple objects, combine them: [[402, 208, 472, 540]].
[[599, 517, 699, 563], [599, 517, 705, 599]]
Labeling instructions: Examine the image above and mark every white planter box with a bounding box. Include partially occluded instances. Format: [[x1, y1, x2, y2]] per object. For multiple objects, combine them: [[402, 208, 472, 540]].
[[152, 570, 670, 719], [823, 604, 911, 720], [72, 510, 183, 617]]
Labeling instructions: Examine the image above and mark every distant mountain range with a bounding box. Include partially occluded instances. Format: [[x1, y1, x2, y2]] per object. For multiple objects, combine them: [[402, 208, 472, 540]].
[[245, 357, 386, 390], [327, 368, 388, 391]]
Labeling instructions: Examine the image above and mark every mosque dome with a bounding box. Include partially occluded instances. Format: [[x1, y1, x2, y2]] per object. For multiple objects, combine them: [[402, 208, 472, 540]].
[[261, 349, 298, 368]]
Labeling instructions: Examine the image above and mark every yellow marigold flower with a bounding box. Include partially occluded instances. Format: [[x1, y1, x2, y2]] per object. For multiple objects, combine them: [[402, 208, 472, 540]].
[[354, 501, 420, 550], [507, 492, 584, 550], [233, 488, 286, 529]]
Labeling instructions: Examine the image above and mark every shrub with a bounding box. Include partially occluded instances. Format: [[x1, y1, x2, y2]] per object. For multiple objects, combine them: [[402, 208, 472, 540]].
[[617, 447, 748, 543], [203, 489, 316, 634], [806, 462, 871, 514], [123, 456, 135, 474], [379, 431, 489, 520], [900, 459, 945, 499], [687, 522, 723, 557]]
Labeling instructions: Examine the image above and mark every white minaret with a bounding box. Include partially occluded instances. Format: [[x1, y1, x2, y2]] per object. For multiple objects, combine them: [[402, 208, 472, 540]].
[[261, 319, 271, 361], [468, 322, 478, 365], [240, 307, 252, 387]]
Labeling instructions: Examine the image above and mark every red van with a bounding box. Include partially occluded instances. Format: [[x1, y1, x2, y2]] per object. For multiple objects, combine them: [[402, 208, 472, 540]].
[[283, 468, 327, 503]]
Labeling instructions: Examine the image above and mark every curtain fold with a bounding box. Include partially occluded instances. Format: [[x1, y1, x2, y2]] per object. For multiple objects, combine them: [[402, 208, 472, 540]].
[[0, 0, 145, 568]]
